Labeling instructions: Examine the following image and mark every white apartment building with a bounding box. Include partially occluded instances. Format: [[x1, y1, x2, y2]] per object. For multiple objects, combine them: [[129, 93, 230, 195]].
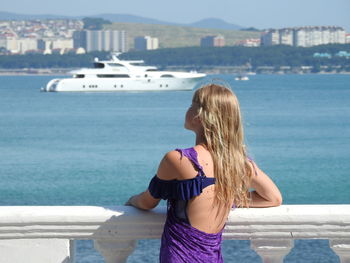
[[321, 29, 331, 45], [294, 26, 346, 47], [38, 38, 74, 53], [262, 26, 347, 47], [52, 39, 73, 50], [261, 30, 280, 46], [86, 30, 102, 52], [0, 37, 16, 52], [346, 34, 350, 43], [200, 35, 225, 47], [279, 29, 294, 46], [17, 38, 38, 53], [134, 36, 159, 50], [0, 37, 38, 54], [311, 28, 323, 46], [74, 30, 128, 53], [293, 28, 308, 47], [110, 30, 128, 52]]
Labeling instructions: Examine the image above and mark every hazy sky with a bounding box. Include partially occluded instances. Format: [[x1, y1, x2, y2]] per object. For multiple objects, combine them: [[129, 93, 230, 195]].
[[2, 0, 350, 30]]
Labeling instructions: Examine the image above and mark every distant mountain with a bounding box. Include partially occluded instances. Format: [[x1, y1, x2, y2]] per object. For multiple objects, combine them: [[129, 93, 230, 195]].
[[188, 18, 242, 30], [0, 11, 244, 30], [90, 14, 174, 25], [91, 14, 243, 30]]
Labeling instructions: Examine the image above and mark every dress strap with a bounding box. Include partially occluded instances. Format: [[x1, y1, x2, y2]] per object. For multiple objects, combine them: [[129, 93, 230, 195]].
[[175, 147, 205, 176]]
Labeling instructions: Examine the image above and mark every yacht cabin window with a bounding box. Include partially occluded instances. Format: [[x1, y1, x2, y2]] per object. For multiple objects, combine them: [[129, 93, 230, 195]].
[[74, 74, 85, 78], [94, 63, 105, 68], [97, 74, 130, 78], [107, 63, 125, 67]]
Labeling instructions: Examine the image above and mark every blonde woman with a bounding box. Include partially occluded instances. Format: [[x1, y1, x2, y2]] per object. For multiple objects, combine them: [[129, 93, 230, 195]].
[[126, 84, 282, 262]]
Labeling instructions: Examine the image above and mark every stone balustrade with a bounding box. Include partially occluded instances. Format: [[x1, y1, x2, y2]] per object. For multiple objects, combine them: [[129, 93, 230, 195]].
[[0, 205, 349, 263]]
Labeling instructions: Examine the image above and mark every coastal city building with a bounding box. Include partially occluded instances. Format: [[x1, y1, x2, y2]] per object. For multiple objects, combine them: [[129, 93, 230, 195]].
[[0, 37, 38, 54], [279, 29, 294, 46], [261, 26, 346, 47], [17, 38, 38, 53], [38, 38, 74, 53], [236, 38, 260, 47], [294, 26, 346, 47], [73, 30, 128, 52], [260, 30, 280, 46], [0, 37, 16, 52], [200, 35, 225, 47], [134, 36, 159, 51]]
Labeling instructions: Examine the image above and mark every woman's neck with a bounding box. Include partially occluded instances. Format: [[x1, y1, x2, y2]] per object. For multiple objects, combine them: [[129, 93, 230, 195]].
[[195, 132, 206, 146]]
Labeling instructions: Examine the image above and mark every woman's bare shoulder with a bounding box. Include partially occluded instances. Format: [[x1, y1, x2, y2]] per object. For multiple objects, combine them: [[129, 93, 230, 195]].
[[157, 150, 198, 180]]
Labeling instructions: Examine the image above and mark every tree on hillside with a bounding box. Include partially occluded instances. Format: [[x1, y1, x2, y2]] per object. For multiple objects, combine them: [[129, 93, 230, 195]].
[[240, 27, 262, 32], [83, 17, 112, 30]]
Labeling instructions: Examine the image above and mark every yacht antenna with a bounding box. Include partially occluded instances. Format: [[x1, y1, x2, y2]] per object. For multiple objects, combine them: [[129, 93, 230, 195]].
[[111, 52, 122, 61]]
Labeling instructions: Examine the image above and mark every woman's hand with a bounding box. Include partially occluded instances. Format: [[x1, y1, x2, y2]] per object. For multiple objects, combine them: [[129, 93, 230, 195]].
[[125, 195, 136, 206]]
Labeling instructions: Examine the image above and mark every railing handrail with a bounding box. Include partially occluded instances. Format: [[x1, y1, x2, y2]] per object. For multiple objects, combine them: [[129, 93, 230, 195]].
[[1, 205, 349, 240]]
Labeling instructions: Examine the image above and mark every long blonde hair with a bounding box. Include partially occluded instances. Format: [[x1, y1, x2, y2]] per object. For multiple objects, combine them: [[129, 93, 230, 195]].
[[193, 84, 253, 207]]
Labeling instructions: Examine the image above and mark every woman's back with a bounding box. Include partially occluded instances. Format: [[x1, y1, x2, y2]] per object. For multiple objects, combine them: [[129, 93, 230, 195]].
[[152, 145, 226, 262], [158, 145, 230, 234]]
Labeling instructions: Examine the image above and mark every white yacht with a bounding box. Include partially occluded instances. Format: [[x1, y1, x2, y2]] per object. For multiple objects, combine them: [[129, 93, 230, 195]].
[[234, 75, 249, 81], [43, 54, 206, 92]]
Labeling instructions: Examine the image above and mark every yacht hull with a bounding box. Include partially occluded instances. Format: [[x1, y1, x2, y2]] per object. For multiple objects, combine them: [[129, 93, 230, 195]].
[[44, 76, 204, 92]]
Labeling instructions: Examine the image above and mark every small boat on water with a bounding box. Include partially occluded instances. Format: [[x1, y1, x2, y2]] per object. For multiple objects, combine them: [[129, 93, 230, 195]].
[[43, 53, 206, 92], [234, 75, 249, 81], [246, 72, 256, 75]]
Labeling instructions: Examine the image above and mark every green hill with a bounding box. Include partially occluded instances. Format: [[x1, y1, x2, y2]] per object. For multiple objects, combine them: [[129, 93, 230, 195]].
[[103, 22, 261, 48]]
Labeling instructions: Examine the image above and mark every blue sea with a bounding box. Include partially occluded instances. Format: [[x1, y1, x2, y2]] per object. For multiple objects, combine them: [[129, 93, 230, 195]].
[[0, 74, 349, 262]]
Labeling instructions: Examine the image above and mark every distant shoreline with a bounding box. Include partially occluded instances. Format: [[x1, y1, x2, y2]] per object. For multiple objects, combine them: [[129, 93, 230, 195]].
[[0, 69, 349, 76]]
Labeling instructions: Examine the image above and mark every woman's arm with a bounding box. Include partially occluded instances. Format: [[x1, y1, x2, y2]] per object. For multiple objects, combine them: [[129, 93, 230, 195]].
[[125, 150, 181, 210], [248, 161, 283, 208], [125, 190, 160, 210]]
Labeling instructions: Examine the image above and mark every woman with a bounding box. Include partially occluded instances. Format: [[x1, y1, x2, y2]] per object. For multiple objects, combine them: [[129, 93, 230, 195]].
[[126, 84, 282, 262]]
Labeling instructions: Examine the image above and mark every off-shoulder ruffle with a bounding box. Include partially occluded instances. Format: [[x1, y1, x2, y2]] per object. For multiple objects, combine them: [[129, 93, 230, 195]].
[[148, 175, 215, 201]]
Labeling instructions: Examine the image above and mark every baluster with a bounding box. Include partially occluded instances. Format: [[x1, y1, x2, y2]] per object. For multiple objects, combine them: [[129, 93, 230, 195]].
[[94, 239, 136, 263], [251, 239, 292, 263], [330, 239, 350, 263]]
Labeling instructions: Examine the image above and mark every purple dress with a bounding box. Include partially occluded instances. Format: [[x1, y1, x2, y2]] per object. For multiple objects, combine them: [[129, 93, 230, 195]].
[[148, 147, 224, 263]]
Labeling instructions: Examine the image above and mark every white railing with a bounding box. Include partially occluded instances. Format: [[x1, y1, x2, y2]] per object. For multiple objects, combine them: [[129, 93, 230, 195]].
[[0, 205, 349, 263]]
